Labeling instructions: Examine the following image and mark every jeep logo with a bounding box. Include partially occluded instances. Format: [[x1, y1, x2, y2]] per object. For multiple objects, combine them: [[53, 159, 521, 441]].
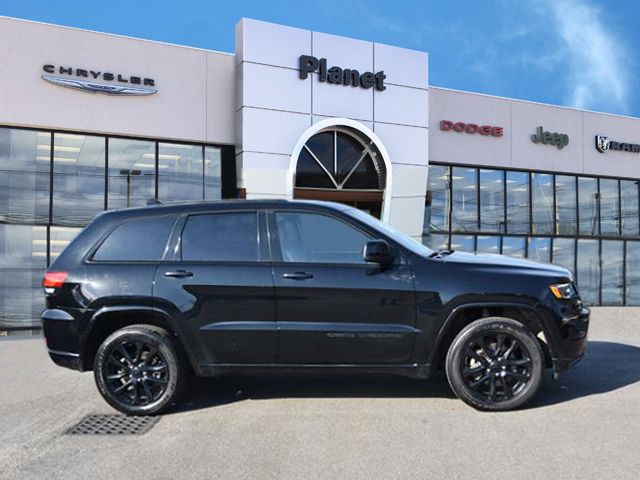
[[531, 126, 569, 150]]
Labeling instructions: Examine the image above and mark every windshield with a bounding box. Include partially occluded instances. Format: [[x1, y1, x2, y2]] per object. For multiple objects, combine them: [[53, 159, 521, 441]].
[[342, 207, 434, 257]]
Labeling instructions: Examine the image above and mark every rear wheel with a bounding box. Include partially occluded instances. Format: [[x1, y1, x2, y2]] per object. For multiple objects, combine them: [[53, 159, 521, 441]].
[[94, 325, 185, 416], [445, 317, 544, 411]]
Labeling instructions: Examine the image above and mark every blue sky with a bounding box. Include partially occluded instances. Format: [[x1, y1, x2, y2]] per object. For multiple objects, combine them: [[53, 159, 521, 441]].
[[2, 0, 639, 117]]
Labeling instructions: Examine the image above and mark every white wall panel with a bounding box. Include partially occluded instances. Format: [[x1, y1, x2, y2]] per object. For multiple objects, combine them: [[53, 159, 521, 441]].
[[374, 123, 428, 166], [240, 107, 311, 156], [236, 18, 310, 69], [375, 84, 428, 127], [240, 62, 311, 114]]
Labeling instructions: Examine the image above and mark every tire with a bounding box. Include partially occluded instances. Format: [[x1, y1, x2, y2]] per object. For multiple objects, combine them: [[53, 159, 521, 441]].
[[94, 325, 185, 416], [445, 317, 544, 411]]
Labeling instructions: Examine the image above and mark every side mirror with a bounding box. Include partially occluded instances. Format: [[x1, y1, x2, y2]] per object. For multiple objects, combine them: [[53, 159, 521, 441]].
[[363, 239, 394, 265]]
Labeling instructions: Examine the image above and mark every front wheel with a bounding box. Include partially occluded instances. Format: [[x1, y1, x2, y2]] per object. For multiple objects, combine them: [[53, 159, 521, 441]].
[[94, 325, 185, 416], [445, 317, 544, 411]]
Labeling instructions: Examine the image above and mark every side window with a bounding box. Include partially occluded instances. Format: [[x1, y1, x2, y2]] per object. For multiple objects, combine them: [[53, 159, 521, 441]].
[[275, 212, 370, 264], [181, 212, 259, 262], [93, 215, 176, 261]]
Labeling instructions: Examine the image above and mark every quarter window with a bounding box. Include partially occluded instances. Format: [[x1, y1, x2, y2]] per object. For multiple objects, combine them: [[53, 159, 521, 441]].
[[181, 212, 258, 262], [275, 212, 370, 264]]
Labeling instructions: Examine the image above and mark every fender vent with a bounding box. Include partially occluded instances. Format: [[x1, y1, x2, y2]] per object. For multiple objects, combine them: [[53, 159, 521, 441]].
[[66, 414, 159, 435]]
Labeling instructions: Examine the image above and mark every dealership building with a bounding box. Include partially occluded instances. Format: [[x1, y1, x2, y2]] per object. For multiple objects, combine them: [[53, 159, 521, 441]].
[[1, 16, 640, 329]]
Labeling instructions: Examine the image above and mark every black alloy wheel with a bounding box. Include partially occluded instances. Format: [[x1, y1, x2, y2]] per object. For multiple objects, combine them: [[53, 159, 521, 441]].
[[445, 317, 544, 411], [94, 325, 185, 416]]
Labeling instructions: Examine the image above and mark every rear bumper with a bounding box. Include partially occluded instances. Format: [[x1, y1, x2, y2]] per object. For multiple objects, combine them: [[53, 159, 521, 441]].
[[41, 309, 85, 371], [552, 306, 589, 373]]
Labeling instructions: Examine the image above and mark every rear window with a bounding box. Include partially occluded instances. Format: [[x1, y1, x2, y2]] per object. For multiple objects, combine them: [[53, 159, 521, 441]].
[[181, 212, 259, 262], [92, 215, 176, 261]]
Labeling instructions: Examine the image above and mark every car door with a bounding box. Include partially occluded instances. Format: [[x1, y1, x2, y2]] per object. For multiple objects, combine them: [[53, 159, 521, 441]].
[[153, 209, 277, 366], [269, 209, 417, 365]]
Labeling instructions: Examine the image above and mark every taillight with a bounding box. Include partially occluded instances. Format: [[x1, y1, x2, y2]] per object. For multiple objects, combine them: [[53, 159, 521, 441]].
[[42, 271, 68, 288]]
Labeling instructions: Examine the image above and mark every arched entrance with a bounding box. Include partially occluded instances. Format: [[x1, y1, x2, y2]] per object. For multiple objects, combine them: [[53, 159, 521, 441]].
[[288, 119, 392, 221]]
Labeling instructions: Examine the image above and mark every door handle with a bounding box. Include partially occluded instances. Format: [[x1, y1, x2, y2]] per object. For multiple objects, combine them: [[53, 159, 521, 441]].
[[282, 271, 314, 280], [164, 270, 194, 278]]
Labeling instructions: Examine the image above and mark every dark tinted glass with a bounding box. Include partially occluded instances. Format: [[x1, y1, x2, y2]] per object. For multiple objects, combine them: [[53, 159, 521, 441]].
[[52, 133, 105, 226], [295, 147, 334, 188], [601, 240, 623, 305], [275, 212, 370, 263], [552, 238, 575, 275], [531, 173, 553, 234], [181, 213, 258, 262], [506, 171, 529, 234], [577, 239, 600, 304], [479, 169, 504, 232], [599, 179, 620, 235], [451, 167, 477, 232], [93, 215, 176, 261], [626, 241, 640, 305], [620, 180, 639, 236], [555, 175, 577, 235], [578, 177, 598, 236], [336, 132, 364, 183], [305, 131, 334, 174]]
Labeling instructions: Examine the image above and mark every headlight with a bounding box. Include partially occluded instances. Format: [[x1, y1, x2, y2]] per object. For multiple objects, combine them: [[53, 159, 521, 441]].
[[549, 282, 576, 300]]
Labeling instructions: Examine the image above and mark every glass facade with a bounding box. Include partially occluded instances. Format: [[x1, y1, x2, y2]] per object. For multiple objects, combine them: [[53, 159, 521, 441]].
[[424, 163, 640, 306], [0, 126, 225, 330]]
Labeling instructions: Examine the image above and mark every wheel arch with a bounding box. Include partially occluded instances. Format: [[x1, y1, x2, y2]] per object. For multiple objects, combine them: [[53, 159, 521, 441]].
[[428, 301, 554, 371]]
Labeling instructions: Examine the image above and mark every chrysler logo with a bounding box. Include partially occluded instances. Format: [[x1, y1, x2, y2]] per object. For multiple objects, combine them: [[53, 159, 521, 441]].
[[595, 135, 610, 153], [41, 64, 157, 96], [41, 75, 157, 95]]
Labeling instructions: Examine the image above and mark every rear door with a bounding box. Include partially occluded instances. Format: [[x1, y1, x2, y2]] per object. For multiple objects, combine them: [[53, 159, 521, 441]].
[[153, 209, 277, 366], [269, 209, 417, 365]]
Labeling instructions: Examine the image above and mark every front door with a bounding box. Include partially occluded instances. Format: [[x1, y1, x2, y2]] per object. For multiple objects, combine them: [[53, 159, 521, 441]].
[[269, 210, 417, 364], [153, 210, 276, 366]]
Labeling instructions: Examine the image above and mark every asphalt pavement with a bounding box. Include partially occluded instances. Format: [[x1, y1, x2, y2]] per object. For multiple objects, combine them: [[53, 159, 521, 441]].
[[1, 307, 639, 480]]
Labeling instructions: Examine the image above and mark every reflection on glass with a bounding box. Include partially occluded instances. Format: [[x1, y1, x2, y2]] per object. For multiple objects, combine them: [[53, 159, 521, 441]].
[[552, 238, 575, 275], [425, 165, 450, 233], [0, 225, 47, 329], [578, 177, 598, 236], [531, 173, 553, 234], [107, 138, 156, 209], [555, 175, 577, 235], [158, 143, 204, 203], [0, 128, 50, 224], [577, 239, 600, 305], [52, 133, 105, 226], [502, 236, 525, 258], [49, 227, 81, 261], [204, 146, 222, 200], [479, 169, 504, 232], [528, 237, 551, 263], [451, 167, 477, 232], [506, 171, 529, 234], [422, 233, 449, 250], [450, 234, 474, 252], [599, 179, 620, 235], [620, 180, 639, 236], [477, 235, 500, 254], [601, 240, 623, 305], [626, 241, 640, 305]]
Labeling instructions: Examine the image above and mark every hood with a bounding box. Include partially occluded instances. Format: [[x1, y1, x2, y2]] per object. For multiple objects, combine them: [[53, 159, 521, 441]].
[[429, 250, 572, 281]]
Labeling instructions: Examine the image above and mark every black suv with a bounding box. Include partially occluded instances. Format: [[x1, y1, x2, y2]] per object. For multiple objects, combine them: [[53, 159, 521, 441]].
[[41, 200, 589, 415]]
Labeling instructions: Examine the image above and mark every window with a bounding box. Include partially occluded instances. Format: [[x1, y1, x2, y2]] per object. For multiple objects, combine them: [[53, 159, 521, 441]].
[[107, 138, 156, 209], [50, 227, 81, 261], [204, 146, 222, 201], [93, 215, 176, 261], [599, 179, 620, 235], [552, 238, 575, 275], [0, 128, 50, 224], [502, 236, 525, 258], [275, 212, 370, 263], [620, 180, 639, 236], [158, 143, 204, 203], [578, 177, 598, 236], [451, 167, 477, 232], [477, 235, 500, 254], [181, 212, 258, 262], [555, 175, 577, 235], [601, 240, 623, 305], [626, 241, 640, 305], [479, 169, 504, 232], [577, 239, 600, 304], [450, 234, 474, 252], [531, 173, 553, 235], [528, 237, 551, 263], [425, 233, 449, 250], [52, 133, 105, 226], [506, 171, 529, 234], [425, 165, 450, 233]]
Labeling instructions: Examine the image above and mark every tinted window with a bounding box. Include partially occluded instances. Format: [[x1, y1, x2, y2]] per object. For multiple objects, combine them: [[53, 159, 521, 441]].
[[275, 212, 370, 263], [93, 215, 176, 261], [181, 212, 258, 262]]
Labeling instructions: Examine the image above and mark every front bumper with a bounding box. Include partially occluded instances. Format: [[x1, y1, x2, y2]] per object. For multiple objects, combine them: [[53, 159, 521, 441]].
[[552, 306, 589, 373]]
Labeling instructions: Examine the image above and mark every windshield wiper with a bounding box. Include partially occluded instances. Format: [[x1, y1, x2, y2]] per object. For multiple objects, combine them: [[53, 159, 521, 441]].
[[429, 249, 454, 258]]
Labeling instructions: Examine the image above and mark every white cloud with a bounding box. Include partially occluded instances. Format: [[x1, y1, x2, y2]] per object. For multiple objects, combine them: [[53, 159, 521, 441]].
[[546, 0, 629, 112]]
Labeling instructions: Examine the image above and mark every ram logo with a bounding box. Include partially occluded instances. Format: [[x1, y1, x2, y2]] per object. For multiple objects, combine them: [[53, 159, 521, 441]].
[[595, 135, 611, 153]]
